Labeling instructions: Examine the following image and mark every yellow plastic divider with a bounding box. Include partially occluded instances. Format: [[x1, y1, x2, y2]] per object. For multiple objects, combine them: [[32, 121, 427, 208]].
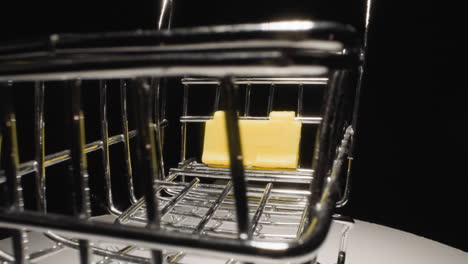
[[202, 111, 302, 169]]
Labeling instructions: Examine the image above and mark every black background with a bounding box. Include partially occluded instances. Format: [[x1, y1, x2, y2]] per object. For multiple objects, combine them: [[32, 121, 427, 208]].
[[1, 0, 466, 252]]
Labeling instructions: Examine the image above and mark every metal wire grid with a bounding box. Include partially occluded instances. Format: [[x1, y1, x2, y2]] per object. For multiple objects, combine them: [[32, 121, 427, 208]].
[[0, 20, 358, 264]]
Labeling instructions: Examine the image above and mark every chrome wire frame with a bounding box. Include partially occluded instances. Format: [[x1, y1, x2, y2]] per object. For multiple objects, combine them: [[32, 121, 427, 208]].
[[0, 18, 362, 264]]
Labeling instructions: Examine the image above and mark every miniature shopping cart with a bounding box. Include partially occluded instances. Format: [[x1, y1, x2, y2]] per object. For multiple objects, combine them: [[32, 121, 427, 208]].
[[0, 1, 372, 263]]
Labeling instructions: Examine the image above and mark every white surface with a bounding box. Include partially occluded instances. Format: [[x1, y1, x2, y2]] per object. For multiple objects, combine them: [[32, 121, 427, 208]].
[[318, 220, 467, 264], [1, 219, 466, 263]]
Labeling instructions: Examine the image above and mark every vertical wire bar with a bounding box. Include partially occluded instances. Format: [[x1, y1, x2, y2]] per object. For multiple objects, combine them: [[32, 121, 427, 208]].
[[350, 0, 374, 154], [100, 80, 121, 215], [34, 81, 46, 212], [308, 71, 342, 224], [213, 84, 221, 112], [248, 183, 272, 236], [220, 77, 250, 240], [297, 84, 304, 117], [130, 78, 162, 264], [157, 0, 174, 30], [337, 224, 352, 264], [152, 79, 165, 180], [297, 83, 304, 169], [180, 84, 188, 162], [69, 79, 91, 264], [0, 81, 28, 264], [243, 83, 251, 116], [120, 80, 138, 204], [296, 206, 309, 238], [160, 81, 167, 147], [267, 83, 275, 114]]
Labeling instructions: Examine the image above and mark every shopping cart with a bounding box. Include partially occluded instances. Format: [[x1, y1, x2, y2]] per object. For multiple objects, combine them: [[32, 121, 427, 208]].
[[0, 1, 371, 263]]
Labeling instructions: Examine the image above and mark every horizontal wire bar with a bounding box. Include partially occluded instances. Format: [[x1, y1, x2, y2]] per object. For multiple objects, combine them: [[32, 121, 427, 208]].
[[181, 77, 328, 85], [188, 162, 314, 175], [180, 116, 322, 124], [0, 130, 139, 184]]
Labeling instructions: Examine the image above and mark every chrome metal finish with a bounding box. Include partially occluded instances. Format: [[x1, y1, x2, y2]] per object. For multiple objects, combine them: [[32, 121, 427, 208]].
[[131, 78, 163, 264], [159, 178, 199, 217], [0, 127, 354, 263], [120, 80, 138, 204], [221, 77, 250, 240], [249, 183, 273, 236], [244, 83, 251, 116], [194, 181, 233, 234], [181, 78, 328, 85], [0, 131, 137, 184], [157, 0, 174, 30], [100, 80, 121, 215], [0, 249, 14, 262], [0, 18, 361, 264], [34, 81, 46, 212], [152, 79, 166, 181], [169, 162, 313, 183], [267, 83, 275, 114], [69, 79, 92, 264], [297, 84, 304, 117], [214, 85, 221, 112], [180, 115, 322, 124], [0, 81, 28, 264], [180, 84, 189, 162]]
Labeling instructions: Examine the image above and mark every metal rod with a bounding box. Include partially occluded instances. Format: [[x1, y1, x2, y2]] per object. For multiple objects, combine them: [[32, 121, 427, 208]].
[[168, 181, 234, 264], [44, 232, 150, 264], [100, 80, 121, 215], [160, 178, 199, 217], [267, 83, 275, 114], [0, 250, 14, 262], [116, 173, 178, 225], [34, 81, 46, 212], [337, 0, 375, 209], [336, 158, 352, 207], [170, 169, 312, 183], [0, 81, 28, 264], [244, 83, 251, 116], [181, 78, 328, 85], [297, 84, 304, 117], [214, 84, 221, 112], [220, 77, 250, 239], [157, 0, 174, 30], [180, 116, 322, 124], [120, 80, 138, 204], [131, 78, 163, 264], [297, 205, 309, 238], [194, 181, 233, 234], [96, 245, 140, 264], [160, 82, 167, 148], [0, 130, 137, 184], [309, 71, 342, 213], [167, 251, 185, 263], [180, 84, 189, 162], [152, 79, 166, 180], [28, 243, 65, 262], [69, 79, 91, 264], [249, 183, 273, 237]]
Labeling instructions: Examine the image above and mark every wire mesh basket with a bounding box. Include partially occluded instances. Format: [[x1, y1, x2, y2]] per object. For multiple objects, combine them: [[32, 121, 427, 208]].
[[0, 4, 364, 263]]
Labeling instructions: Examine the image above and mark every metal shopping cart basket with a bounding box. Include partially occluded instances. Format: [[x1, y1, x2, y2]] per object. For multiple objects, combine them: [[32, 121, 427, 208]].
[[0, 2, 370, 263]]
